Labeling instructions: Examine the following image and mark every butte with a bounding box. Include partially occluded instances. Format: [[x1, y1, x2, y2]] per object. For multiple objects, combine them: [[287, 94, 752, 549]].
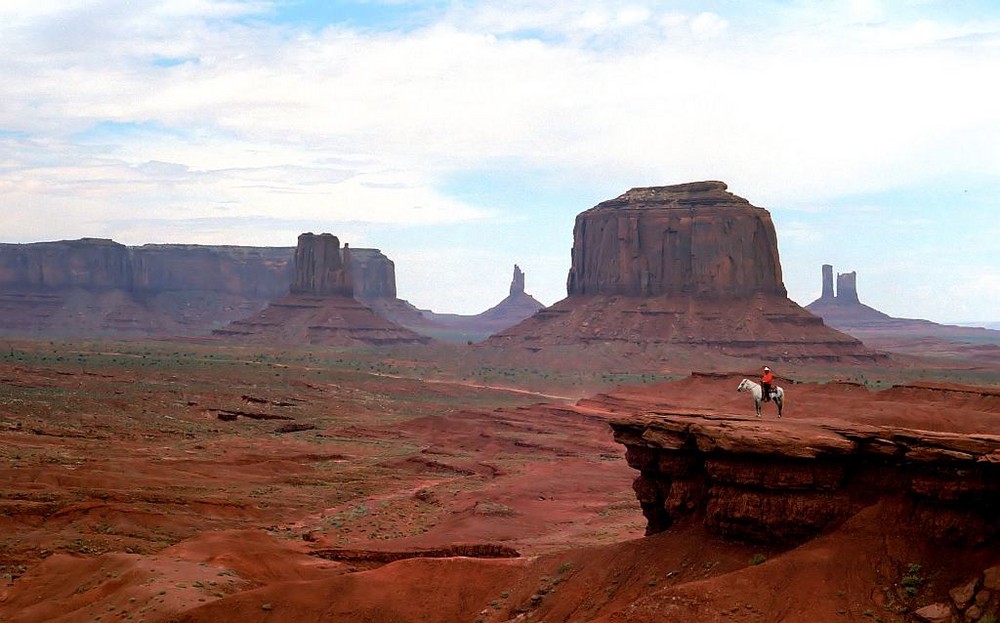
[[489, 181, 877, 361], [214, 233, 429, 346]]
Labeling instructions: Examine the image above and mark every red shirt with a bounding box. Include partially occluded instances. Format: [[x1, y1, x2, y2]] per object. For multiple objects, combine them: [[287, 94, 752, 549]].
[[762, 371, 774, 384]]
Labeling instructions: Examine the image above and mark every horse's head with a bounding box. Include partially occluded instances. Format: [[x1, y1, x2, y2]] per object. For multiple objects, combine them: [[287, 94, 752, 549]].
[[737, 379, 749, 392]]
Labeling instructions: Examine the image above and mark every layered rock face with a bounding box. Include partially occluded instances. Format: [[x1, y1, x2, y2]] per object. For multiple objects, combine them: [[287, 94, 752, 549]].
[[0, 239, 294, 336], [215, 233, 428, 346], [836, 270, 860, 304], [595, 375, 1000, 546], [351, 249, 397, 300], [291, 233, 352, 296], [0, 237, 418, 338], [566, 181, 785, 298], [491, 182, 876, 361], [0, 238, 133, 289]]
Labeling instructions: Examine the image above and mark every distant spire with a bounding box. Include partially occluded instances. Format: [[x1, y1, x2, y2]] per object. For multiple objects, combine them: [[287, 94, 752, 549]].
[[510, 264, 525, 296], [836, 271, 859, 304], [821, 264, 834, 300]]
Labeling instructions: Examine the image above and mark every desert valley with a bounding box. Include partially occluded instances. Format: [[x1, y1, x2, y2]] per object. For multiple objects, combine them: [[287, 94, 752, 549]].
[[1, 183, 998, 623]]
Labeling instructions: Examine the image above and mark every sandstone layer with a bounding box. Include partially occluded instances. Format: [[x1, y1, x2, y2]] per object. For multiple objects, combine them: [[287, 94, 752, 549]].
[[566, 181, 784, 298], [0, 239, 293, 336], [214, 233, 428, 346], [491, 182, 876, 361], [589, 374, 1000, 546]]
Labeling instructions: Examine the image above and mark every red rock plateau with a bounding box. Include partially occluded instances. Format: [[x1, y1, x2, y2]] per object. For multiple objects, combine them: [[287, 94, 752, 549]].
[[490, 182, 878, 362], [807, 264, 1000, 364], [0, 339, 997, 623], [0, 238, 540, 341], [0, 239, 293, 336], [214, 233, 429, 346]]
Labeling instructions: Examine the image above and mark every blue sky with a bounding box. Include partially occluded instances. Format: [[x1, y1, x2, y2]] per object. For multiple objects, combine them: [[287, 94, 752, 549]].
[[1, 1, 998, 322]]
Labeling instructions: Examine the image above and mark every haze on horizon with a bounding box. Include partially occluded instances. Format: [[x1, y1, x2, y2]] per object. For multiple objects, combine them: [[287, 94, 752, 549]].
[[1, 1, 998, 324]]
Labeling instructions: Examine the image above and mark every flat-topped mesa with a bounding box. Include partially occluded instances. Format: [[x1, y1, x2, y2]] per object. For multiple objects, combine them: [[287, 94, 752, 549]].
[[214, 233, 429, 346], [291, 233, 352, 296], [489, 182, 879, 361], [566, 181, 786, 299], [350, 248, 397, 301], [0, 238, 133, 290]]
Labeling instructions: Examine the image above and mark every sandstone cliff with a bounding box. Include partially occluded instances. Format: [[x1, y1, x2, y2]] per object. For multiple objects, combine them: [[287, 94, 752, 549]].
[[215, 233, 428, 346], [291, 233, 352, 296], [566, 182, 785, 298], [491, 182, 875, 362], [0, 239, 294, 336], [565, 374, 1000, 547], [0, 238, 414, 338], [351, 248, 397, 300]]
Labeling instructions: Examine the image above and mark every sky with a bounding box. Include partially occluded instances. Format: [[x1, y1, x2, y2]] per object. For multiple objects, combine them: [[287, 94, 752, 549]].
[[1, 0, 998, 323]]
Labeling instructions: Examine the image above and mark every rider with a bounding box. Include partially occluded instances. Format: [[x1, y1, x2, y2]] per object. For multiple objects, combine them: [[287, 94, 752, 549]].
[[761, 366, 774, 402]]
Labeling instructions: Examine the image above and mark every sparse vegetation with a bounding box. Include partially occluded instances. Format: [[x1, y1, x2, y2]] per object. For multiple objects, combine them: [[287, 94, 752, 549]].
[[900, 563, 924, 597]]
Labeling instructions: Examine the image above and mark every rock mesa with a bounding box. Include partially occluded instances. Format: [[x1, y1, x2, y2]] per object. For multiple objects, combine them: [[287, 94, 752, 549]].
[[214, 233, 428, 346], [491, 182, 876, 361]]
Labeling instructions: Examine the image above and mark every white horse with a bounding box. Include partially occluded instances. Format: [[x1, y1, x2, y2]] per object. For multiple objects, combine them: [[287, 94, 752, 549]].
[[737, 379, 783, 418]]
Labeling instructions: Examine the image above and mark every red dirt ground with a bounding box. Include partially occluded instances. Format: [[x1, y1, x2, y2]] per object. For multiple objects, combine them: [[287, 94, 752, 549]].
[[0, 340, 997, 622]]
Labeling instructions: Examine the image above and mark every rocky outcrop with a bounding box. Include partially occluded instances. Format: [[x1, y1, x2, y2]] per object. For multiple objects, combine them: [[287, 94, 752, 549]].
[[566, 181, 784, 299], [510, 264, 526, 296], [0, 238, 133, 290], [836, 270, 860, 304], [806, 265, 1000, 367], [368, 264, 546, 343], [604, 377, 1000, 546], [476, 265, 545, 325], [214, 233, 429, 346], [0, 237, 413, 338], [821, 264, 834, 300], [914, 568, 1000, 623], [806, 264, 891, 325], [291, 233, 352, 296], [0, 239, 294, 336], [491, 182, 877, 362], [0, 239, 293, 297], [351, 249, 397, 301]]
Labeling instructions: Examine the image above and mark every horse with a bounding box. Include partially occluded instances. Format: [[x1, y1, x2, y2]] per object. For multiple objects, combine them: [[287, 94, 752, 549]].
[[737, 378, 783, 418]]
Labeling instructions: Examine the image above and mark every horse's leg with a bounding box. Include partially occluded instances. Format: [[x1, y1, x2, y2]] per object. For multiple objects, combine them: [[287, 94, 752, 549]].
[[755, 398, 761, 417], [776, 397, 782, 418]]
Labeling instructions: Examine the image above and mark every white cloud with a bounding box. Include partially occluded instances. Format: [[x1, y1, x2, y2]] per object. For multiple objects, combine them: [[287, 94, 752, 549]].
[[1, 1, 999, 317], [690, 12, 728, 38]]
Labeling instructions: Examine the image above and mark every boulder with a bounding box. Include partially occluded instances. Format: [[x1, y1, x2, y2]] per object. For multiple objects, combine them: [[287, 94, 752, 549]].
[[913, 603, 954, 623]]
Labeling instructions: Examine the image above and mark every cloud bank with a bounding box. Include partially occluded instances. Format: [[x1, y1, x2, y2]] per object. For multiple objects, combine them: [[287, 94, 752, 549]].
[[1, 1, 998, 320]]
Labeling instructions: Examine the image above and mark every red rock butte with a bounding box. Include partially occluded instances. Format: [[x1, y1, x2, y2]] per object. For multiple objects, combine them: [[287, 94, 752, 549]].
[[214, 233, 429, 346], [490, 181, 879, 361]]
